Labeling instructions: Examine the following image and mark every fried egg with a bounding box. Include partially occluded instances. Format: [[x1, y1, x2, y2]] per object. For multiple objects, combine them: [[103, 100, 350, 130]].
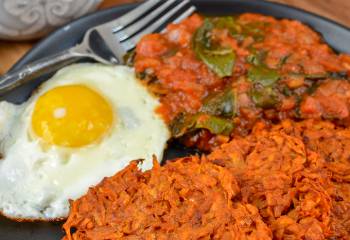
[[0, 64, 170, 220]]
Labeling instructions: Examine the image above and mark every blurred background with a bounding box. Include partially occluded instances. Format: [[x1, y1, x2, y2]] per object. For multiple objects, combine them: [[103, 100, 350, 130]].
[[0, 0, 349, 75]]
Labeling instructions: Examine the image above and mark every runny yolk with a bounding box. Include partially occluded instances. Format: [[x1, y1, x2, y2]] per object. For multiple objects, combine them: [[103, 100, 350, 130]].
[[31, 84, 114, 148]]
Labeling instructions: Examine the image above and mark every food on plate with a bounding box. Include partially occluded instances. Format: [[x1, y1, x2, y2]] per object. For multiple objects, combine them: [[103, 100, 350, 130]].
[[270, 119, 350, 239], [60, 12, 350, 240], [133, 13, 350, 150], [63, 119, 350, 240], [2, 8, 350, 240], [63, 157, 272, 240], [0, 64, 169, 220], [208, 120, 332, 239], [208, 119, 350, 239]]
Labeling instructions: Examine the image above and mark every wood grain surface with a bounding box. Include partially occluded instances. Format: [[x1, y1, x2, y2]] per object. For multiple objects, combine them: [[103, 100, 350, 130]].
[[0, 0, 349, 75]]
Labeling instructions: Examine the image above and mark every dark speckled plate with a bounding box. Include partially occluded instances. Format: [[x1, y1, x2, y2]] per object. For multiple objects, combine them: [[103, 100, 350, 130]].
[[1, 0, 350, 239]]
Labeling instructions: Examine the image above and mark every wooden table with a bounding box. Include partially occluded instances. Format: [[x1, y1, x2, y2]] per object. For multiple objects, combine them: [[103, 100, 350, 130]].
[[1, 0, 349, 75]]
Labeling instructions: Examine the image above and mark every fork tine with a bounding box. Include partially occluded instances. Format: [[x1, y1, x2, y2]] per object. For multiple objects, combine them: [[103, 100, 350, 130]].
[[160, 6, 196, 33], [114, 0, 177, 42], [109, 0, 161, 31], [171, 6, 196, 24], [92, 27, 126, 63], [121, 0, 193, 52]]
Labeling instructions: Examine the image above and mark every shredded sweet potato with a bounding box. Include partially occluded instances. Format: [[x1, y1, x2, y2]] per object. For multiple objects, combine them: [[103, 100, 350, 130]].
[[272, 119, 350, 239], [62, 119, 350, 240], [208, 119, 350, 239], [62, 157, 272, 240], [208, 124, 332, 239]]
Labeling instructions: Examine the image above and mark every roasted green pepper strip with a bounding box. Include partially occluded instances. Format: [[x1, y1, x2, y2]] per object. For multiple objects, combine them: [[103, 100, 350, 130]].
[[247, 50, 267, 66], [201, 88, 236, 117], [193, 19, 236, 78], [248, 65, 280, 87], [251, 86, 279, 109], [171, 113, 234, 138], [241, 21, 268, 42], [212, 16, 242, 35]]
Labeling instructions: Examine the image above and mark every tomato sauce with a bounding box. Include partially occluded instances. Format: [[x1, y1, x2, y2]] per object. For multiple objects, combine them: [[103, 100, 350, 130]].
[[134, 13, 350, 150]]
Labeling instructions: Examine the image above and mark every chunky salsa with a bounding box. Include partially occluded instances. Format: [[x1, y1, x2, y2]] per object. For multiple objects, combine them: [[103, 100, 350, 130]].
[[133, 13, 350, 150]]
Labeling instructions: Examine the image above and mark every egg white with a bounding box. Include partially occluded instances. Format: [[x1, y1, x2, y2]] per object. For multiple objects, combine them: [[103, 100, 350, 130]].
[[0, 64, 170, 220]]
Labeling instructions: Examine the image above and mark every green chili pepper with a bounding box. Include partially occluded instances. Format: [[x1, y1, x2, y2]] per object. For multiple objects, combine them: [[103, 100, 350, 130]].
[[251, 86, 279, 109], [193, 19, 236, 78], [248, 65, 280, 87], [201, 88, 236, 117], [171, 113, 234, 138]]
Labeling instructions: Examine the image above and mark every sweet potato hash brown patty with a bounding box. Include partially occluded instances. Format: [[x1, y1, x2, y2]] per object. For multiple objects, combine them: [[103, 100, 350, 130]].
[[62, 158, 272, 240], [63, 119, 350, 240], [272, 119, 350, 239], [208, 119, 350, 239]]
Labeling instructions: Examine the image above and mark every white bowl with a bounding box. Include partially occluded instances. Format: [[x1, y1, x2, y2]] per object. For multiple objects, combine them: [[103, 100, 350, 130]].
[[0, 0, 102, 40]]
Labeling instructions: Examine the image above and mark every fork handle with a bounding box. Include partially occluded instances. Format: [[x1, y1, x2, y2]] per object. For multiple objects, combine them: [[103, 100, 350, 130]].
[[0, 48, 85, 95]]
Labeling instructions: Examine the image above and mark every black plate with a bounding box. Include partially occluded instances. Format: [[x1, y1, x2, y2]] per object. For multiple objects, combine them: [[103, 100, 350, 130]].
[[1, 0, 350, 239]]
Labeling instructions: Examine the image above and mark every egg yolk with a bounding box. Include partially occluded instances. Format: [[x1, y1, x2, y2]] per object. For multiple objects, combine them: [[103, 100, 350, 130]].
[[31, 85, 114, 148]]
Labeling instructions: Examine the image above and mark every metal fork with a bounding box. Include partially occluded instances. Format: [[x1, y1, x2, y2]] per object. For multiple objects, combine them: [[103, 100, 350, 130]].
[[0, 0, 196, 95]]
